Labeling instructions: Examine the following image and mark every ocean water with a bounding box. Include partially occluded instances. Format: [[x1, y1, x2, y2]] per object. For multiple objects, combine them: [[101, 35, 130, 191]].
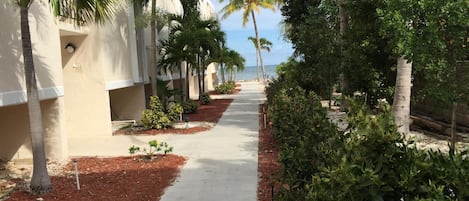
[[219, 65, 278, 81]]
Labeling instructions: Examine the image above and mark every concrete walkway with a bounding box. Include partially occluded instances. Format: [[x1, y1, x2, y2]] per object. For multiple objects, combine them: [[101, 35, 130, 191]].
[[68, 81, 266, 201]]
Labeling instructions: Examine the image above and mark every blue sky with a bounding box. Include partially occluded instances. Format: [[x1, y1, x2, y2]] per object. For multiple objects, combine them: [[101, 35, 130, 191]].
[[211, 1, 294, 66]]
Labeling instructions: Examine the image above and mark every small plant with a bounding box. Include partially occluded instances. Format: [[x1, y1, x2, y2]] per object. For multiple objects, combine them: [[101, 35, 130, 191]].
[[200, 92, 211, 105], [129, 140, 173, 160], [182, 99, 198, 114]]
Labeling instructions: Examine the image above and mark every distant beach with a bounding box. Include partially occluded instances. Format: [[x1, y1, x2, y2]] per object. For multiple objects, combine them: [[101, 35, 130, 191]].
[[219, 65, 278, 82]]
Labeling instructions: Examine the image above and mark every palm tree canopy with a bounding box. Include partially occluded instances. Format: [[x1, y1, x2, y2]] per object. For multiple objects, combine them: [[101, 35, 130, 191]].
[[248, 36, 272, 52], [219, 0, 276, 26], [49, 0, 121, 25]]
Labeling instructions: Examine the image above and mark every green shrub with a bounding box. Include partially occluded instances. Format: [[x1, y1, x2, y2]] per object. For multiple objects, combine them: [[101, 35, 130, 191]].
[[182, 99, 198, 114], [265, 78, 469, 200], [200, 92, 211, 105], [167, 102, 183, 122], [141, 96, 171, 129], [215, 81, 236, 94]]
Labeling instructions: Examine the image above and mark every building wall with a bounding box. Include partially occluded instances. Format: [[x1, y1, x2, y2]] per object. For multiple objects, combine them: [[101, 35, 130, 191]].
[[0, 1, 64, 106], [61, 3, 142, 137], [0, 98, 67, 161], [109, 85, 146, 121], [0, 1, 68, 161]]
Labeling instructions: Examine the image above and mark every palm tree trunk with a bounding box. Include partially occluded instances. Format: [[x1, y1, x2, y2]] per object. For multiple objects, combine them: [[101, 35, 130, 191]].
[[197, 57, 203, 100], [220, 63, 226, 83], [338, 0, 349, 111], [20, 6, 51, 194], [185, 63, 190, 101], [255, 45, 259, 81], [150, 0, 158, 96], [178, 61, 183, 102], [251, 11, 266, 81], [202, 59, 206, 94], [392, 57, 412, 135]]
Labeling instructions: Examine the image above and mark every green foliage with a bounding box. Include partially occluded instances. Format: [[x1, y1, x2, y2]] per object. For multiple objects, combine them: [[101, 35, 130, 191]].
[[167, 102, 183, 122], [200, 92, 211, 105], [266, 79, 469, 201], [181, 99, 199, 114], [129, 140, 173, 159], [215, 81, 236, 94], [141, 96, 172, 129]]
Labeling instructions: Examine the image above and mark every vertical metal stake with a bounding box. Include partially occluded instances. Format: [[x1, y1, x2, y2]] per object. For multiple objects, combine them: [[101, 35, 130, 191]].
[[73, 160, 80, 190], [271, 183, 274, 201]]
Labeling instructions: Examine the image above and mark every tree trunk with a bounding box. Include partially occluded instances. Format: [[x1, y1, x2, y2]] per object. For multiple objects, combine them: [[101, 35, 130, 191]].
[[178, 61, 183, 102], [450, 102, 458, 150], [185, 63, 190, 101], [202, 59, 206, 94], [338, 0, 349, 111], [150, 0, 158, 96], [220, 63, 226, 83], [255, 43, 259, 81], [392, 57, 412, 135], [197, 57, 202, 100], [251, 11, 266, 81], [20, 6, 51, 194]]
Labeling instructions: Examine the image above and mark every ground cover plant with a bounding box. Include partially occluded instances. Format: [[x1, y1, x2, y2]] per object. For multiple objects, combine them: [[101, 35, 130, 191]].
[[265, 78, 469, 201]]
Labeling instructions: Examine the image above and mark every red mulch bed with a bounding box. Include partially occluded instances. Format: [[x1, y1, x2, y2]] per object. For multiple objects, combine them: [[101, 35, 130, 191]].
[[3, 89, 282, 201], [6, 155, 186, 201], [114, 99, 233, 135], [257, 104, 281, 201]]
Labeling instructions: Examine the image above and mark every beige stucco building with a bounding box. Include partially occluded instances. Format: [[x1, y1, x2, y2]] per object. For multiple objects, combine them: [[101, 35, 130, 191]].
[[0, 0, 218, 162]]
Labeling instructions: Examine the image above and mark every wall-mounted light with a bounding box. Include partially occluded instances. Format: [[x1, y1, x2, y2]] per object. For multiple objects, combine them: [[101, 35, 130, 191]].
[[65, 43, 76, 54]]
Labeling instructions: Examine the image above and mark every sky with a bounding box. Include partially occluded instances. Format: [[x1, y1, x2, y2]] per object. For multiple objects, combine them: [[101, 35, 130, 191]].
[[211, 1, 294, 66]]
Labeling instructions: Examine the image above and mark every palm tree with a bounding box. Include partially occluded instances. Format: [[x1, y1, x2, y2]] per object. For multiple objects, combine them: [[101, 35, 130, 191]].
[[248, 36, 272, 81], [391, 57, 412, 135], [225, 49, 246, 81], [15, 0, 119, 194], [219, 0, 278, 81]]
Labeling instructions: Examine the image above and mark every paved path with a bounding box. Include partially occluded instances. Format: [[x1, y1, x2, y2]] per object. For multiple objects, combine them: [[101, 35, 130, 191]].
[[68, 81, 265, 201]]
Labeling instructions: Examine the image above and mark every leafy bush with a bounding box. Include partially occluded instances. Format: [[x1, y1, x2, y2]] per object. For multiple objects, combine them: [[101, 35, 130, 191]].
[[182, 99, 198, 114], [265, 78, 469, 201], [167, 102, 183, 122], [141, 96, 171, 129], [129, 140, 173, 159], [215, 81, 236, 94], [200, 92, 212, 105]]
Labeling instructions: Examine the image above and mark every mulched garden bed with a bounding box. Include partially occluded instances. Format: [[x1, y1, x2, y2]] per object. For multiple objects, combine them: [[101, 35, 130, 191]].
[[257, 103, 281, 201]]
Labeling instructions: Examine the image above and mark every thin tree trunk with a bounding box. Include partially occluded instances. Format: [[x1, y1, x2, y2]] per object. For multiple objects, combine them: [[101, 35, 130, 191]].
[[197, 57, 202, 100], [150, 0, 158, 96], [450, 102, 457, 150], [392, 57, 412, 135], [178, 61, 183, 102], [255, 44, 259, 81], [20, 6, 51, 194], [185, 63, 190, 101], [251, 11, 266, 81], [202, 59, 206, 94], [338, 0, 349, 111], [220, 63, 226, 83]]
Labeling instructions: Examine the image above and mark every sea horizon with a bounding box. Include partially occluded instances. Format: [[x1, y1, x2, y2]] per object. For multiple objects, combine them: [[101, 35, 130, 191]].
[[219, 64, 278, 82]]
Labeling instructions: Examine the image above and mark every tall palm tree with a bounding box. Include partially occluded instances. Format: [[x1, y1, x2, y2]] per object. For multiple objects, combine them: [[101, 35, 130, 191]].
[[219, 0, 278, 81], [15, 0, 119, 194], [248, 36, 272, 81], [392, 57, 412, 135]]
